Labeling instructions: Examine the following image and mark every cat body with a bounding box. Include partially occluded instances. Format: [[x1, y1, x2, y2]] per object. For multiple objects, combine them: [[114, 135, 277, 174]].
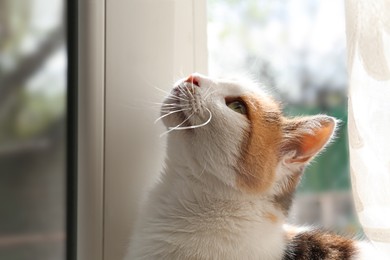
[[126, 74, 382, 260]]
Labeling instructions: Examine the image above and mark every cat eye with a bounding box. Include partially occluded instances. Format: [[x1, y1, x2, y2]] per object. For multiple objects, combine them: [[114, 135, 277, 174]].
[[226, 100, 247, 115]]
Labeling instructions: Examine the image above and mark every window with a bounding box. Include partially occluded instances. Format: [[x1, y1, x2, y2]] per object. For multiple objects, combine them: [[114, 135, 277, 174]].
[[0, 0, 67, 259]]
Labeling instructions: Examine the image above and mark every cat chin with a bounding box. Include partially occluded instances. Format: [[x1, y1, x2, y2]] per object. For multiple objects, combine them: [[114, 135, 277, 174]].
[[162, 112, 188, 130]]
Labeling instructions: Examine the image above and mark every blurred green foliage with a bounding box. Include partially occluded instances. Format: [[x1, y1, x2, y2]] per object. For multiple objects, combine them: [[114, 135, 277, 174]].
[[0, 90, 64, 143], [0, 0, 65, 145], [17, 91, 64, 139]]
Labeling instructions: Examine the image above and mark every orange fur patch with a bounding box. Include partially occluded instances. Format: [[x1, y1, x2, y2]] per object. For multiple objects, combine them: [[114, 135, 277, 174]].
[[264, 212, 278, 224], [236, 94, 283, 193]]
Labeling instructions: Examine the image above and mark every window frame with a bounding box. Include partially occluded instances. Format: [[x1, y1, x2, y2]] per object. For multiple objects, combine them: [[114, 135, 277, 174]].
[[66, 0, 78, 259], [77, 1, 207, 259]]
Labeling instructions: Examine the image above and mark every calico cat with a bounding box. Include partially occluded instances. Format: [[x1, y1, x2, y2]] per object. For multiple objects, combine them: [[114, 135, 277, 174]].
[[125, 74, 382, 260]]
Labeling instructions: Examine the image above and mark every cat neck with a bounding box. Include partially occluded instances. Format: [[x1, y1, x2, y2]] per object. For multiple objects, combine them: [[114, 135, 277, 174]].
[[164, 156, 245, 200], [162, 156, 286, 223]]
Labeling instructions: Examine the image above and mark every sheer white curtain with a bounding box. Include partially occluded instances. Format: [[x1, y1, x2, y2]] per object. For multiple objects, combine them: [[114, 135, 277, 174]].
[[345, 0, 390, 256]]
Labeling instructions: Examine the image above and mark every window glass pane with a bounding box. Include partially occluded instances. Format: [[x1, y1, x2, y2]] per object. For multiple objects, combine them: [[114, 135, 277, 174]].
[[208, 0, 361, 234], [0, 0, 66, 259]]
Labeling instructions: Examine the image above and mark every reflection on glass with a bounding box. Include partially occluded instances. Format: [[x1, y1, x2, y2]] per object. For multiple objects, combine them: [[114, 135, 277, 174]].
[[0, 0, 66, 259], [208, 0, 361, 235]]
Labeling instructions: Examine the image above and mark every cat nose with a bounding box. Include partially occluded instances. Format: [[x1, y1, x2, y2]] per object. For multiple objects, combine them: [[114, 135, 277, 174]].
[[184, 74, 200, 87]]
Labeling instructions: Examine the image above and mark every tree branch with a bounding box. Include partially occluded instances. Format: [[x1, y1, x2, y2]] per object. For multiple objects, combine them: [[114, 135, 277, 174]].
[[0, 27, 64, 104]]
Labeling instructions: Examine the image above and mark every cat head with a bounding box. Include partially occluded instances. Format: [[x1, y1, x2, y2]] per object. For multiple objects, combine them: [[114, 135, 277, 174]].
[[160, 73, 336, 200]]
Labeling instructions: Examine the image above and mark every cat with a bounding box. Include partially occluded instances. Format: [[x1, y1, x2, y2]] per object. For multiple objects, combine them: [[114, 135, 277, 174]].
[[125, 73, 383, 260]]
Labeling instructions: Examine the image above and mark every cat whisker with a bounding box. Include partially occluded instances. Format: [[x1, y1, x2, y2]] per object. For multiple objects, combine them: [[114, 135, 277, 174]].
[[151, 105, 182, 111], [202, 86, 212, 99], [160, 107, 190, 113], [150, 104, 175, 109], [204, 89, 218, 101], [182, 83, 195, 100], [159, 108, 189, 113], [154, 108, 191, 124], [177, 84, 190, 98], [167, 107, 212, 131], [190, 81, 195, 98], [165, 95, 188, 102], [154, 86, 173, 95], [159, 103, 191, 114], [160, 112, 195, 137], [199, 164, 207, 178], [149, 101, 178, 106], [154, 87, 189, 102], [159, 103, 189, 108]]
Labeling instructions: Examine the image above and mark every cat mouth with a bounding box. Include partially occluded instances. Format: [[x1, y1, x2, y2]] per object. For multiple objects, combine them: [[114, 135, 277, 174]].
[[159, 104, 193, 130], [159, 89, 194, 129], [158, 82, 211, 133]]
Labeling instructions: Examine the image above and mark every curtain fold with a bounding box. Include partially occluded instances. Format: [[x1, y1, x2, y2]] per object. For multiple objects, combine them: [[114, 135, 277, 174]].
[[345, 0, 390, 256]]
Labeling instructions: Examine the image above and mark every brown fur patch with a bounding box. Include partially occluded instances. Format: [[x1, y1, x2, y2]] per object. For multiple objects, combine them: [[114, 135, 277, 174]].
[[283, 230, 358, 260], [273, 172, 302, 215], [236, 94, 283, 193]]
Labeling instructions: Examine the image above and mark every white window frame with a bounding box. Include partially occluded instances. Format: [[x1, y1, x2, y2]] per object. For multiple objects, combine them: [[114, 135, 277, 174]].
[[77, 1, 207, 259]]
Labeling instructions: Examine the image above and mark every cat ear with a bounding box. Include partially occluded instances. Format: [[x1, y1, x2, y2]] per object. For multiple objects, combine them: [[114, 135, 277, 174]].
[[281, 115, 337, 165]]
